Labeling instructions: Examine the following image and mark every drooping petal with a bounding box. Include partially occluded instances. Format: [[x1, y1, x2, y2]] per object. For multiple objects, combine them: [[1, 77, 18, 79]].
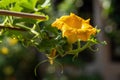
[[51, 19, 64, 30], [62, 29, 78, 43]]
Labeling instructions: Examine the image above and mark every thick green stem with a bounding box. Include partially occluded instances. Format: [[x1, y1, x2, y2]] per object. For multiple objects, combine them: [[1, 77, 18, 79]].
[[0, 25, 27, 31], [69, 43, 73, 51], [15, 23, 31, 30], [67, 41, 91, 55], [2, 16, 8, 25], [77, 40, 81, 48]]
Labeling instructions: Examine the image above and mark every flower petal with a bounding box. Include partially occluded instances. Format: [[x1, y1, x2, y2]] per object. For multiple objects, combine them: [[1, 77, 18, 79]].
[[51, 13, 97, 43]]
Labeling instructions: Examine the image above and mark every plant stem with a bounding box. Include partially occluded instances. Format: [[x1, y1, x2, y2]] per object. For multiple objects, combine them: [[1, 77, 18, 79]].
[[0, 25, 27, 31], [67, 41, 91, 54], [15, 23, 31, 30], [77, 40, 81, 48], [0, 10, 46, 20], [2, 16, 8, 25]]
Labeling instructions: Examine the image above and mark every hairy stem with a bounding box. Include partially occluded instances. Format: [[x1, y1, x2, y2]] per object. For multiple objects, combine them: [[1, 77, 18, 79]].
[[0, 25, 27, 31], [0, 10, 46, 20]]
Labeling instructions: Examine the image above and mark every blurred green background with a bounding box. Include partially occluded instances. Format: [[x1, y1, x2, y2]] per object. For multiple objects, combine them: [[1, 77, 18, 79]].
[[0, 0, 120, 80]]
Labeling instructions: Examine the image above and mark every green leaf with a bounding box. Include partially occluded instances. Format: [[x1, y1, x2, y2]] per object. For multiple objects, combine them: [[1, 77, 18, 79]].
[[41, 0, 51, 8], [13, 18, 37, 24], [5, 0, 22, 8], [37, 38, 58, 52], [37, 0, 51, 10], [42, 26, 59, 36], [0, 0, 17, 8], [10, 3, 23, 12], [19, 0, 37, 12]]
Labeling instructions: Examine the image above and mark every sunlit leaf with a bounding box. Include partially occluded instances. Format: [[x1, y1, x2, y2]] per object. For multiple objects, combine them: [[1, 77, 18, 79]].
[[10, 4, 23, 12], [19, 0, 37, 12], [37, 0, 51, 10], [41, 0, 51, 8], [0, 0, 18, 9]]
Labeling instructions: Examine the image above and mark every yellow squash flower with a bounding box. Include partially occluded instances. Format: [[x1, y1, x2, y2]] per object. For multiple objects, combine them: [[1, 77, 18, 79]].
[[52, 13, 97, 43]]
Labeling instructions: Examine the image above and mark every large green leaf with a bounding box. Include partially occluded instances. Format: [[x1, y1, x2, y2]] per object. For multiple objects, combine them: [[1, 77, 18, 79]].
[[38, 39, 57, 52], [0, 0, 18, 8], [10, 3, 23, 12], [19, 0, 37, 12]]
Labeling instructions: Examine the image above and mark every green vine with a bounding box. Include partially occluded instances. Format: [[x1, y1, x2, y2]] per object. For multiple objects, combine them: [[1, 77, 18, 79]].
[[0, 0, 106, 73]]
